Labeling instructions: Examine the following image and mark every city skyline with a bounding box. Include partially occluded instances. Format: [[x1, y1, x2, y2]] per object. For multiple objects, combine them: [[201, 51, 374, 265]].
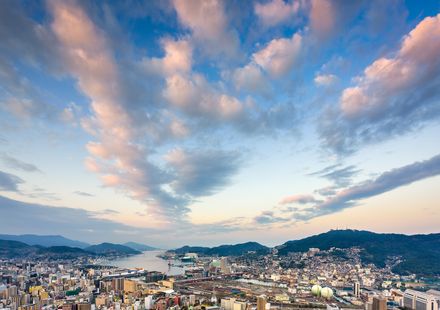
[[0, 0, 440, 248]]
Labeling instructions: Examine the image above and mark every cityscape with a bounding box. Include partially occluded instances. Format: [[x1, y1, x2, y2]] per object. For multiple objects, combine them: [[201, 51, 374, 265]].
[[0, 230, 440, 310], [1, 1, 440, 310]]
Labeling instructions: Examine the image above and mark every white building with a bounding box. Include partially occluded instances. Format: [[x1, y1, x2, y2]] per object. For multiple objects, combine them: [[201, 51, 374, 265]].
[[403, 289, 440, 310], [144, 295, 154, 310]]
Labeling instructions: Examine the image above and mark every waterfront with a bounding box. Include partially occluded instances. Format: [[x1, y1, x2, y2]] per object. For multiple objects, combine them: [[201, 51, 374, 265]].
[[108, 250, 185, 275]]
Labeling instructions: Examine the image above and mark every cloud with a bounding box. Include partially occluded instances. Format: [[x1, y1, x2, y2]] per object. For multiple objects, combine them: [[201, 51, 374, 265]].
[[73, 191, 95, 197], [313, 153, 440, 217], [48, 0, 245, 223], [0, 195, 157, 244], [0, 1, 68, 121], [163, 73, 245, 121], [253, 33, 302, 78], [254, 0, 300, 27], [165, 148, 241, 197], [314, 73, 338, 86], [309, 164, 360, 187], [320, 13, 440, 154], [254, 211, 289, 224], [0, 195, 254, 246], [147, 38, 193, 76], [314, 186, 338, 197], [0, 59, 56, 120], [22, 187, 60, 201], [279, 194, 320, 205], [92, 208, 120, 216], [281, 153, 440, 222], [0, 171, 24, 192], [48, 0, 179, 220], [309, 0, 335, 39], [232, 63, 269, 95], [172, 0, 240, 58], [0, 154, 40, 173], [308, 0, 364, 40]]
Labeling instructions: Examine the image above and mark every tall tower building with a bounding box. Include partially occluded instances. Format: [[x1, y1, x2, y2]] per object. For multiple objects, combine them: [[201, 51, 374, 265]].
[[353, 281, 360, 298], [372, 296, 387, 310], [257, 296, 266, 310]]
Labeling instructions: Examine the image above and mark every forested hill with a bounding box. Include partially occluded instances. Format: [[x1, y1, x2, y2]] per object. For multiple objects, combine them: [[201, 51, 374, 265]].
[[172, 241, 269, 256], [277, 229, 440, 276]]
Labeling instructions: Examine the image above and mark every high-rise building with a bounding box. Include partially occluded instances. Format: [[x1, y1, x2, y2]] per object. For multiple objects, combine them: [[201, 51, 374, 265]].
[[221, 297, 236, 310], [257, 296, 266, 310], [372, 296, 387, 310], [77, 303, 91, 310], [95, 296, 108, 308], [123, 279, 136, 293], [111, 278, 124, 292], [220, 257, 230, 274], [189, 295, 196, 306], [233, 301, 247, 310], [145, 295, 154, 310], [6, 285, 18, 298], [353, 282, 361, 298]]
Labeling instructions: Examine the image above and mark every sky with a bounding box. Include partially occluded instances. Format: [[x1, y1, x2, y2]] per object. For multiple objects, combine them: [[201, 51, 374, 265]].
[[0, 0, 439, 248]]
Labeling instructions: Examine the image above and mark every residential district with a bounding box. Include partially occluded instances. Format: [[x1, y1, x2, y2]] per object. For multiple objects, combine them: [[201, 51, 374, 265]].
[[1, 247, 439, 310]]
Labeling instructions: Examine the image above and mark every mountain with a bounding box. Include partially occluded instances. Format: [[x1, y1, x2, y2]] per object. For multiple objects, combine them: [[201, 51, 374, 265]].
[[173, 246, 210, 254], [85, 243, 141, 255], [0, 239, 36, 258], [209, 242, 270, 256], [0, 234, 89, 248], [277, 229, 440, 276], [36, 246, 92, 259], [123, 242, 157, 251], [172, 242, 269, 256], [0, 240, 140, 259], [0, 240, 93, 259]]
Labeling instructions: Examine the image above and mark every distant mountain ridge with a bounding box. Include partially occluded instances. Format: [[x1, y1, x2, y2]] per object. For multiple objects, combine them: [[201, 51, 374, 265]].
[[123, 242, 157, 251], [172, 241, 269, 256], [2, 230, 439, 276], [0, 240, 38, 258], [277, 229, 440, 276], [0, 239, 91, 259], [85, 243, 141, 255], [0, 234, 89, 248], [0, 240, 141, 259]]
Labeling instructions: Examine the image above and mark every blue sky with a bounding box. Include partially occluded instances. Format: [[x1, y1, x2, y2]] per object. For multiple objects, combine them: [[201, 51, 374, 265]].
[[0, 0, 439, 248]]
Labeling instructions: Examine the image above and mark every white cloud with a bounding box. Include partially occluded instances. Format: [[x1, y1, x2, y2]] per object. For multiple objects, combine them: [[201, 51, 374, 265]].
[[254, 0, 300, 27], [309, 0, 335, 38], [233, 63, 268, 94], [47, 0, 250, 224], [279, 194, 320, 205], [267, 153, 440, 224], [341, 13, 440, 118], [163, 73, 244, 120], [165, 148, 241, 197], [321, 13, 440, 153], [253, 33, 302, 78], [0, 170, 24, 192], [172, 0, 239, 58], [0, 154, 40, 173], [314, 73, 337, 86], [147, 38, 193, 76], [48, 0, 182, 222]]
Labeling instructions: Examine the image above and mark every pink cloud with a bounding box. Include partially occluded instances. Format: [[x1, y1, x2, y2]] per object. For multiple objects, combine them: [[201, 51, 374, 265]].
[[340, 13, 440, 118], [309, 0, 335, 38], [255, 0, 300, 27], [280, 194, 319, 205], [253, 33, 302, 78], [172, 0, 239, 58]]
